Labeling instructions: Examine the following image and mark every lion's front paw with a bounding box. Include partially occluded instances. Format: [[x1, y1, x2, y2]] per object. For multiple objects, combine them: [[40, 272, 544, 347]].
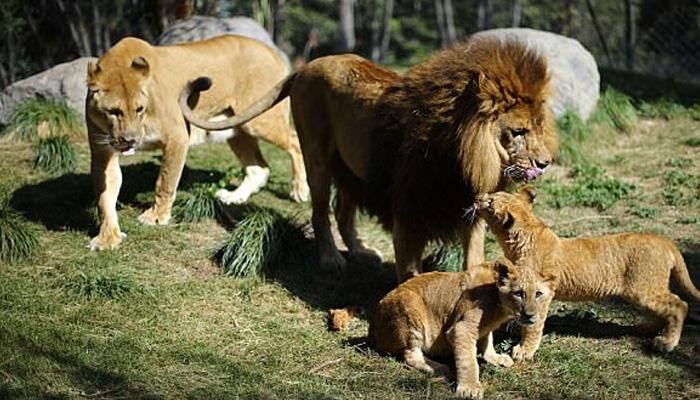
[[652, 335, 678, 352], [319, 250, 347, 274], [454, 382, 483, 399], [484, 352, 514, 368], [289, 181, 310, 203], [88, 231, 126, 251], [138, 207, 171, 226], [511, 344, 534, 362]]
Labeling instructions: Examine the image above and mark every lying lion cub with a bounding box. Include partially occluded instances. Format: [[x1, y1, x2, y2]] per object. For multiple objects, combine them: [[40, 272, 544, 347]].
[[368, 258, 555, 399], [475, 187, 700, 358]]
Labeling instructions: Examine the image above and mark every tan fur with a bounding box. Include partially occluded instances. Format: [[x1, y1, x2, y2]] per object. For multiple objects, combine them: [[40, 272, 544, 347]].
[[476, 188, 700, 356], [179, 38, 557, 282], [368, 259, 556, 399], [85, 35, 308, 250]]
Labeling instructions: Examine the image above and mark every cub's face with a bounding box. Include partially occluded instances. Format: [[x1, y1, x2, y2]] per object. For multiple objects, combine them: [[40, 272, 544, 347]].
[[496, 102, 554, 183], [495, 259, 556, 326], [86, 57, 151, 154]]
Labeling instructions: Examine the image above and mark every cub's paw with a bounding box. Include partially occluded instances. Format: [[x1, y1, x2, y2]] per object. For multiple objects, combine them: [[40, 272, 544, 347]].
[[319, 250, 348, 274], [511, 344, 534, 362], [484, 352, 514, 368], [289, 181, 310, 203], [88, 231, 126, 251], [454, 382, 483, 399], [138, 207, 171, 226], [652, 336, 678, 352]]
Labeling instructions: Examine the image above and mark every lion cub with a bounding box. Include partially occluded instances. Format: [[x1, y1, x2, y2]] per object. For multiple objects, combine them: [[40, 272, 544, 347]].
[[475, 187, 700, 357], [368, 258, 555, 399]]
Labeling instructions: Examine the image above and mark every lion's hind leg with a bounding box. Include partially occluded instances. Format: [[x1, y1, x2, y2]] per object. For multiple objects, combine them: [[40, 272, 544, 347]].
[[628, 291, 688, 352], [335, 188, 382, 265]]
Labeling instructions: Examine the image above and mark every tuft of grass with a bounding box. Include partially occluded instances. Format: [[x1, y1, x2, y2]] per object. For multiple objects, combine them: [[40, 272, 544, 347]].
[[0, 206, 41, 263], [33, 136, 77, 174], [556, 110, 590, 165], [665, 157, 693, 168], [685, 137, 700, 147], [65, 270, 142, 299], [1, 97, 83, 141], [422, 241, 464, 272], [543, 164, 635, 211], [628, 205, 659, 219], [173, 183, 223, 223], [637, 98, 688, 120], [214, 208, 306, 278], [592, 88, 638, 133]]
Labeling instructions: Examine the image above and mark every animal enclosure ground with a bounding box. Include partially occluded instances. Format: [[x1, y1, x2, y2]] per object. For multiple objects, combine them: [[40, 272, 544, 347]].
[[0, 90, 699, 399]]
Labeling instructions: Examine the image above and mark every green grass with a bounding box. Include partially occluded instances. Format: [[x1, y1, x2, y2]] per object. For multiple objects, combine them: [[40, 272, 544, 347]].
[[0, 205, 40, 263], [592, 88, 638, 133], [1, 97, 83, 141], [556, 110, 591, 165], [32, 136, 77, 174], [173, 183, 223, 223], [65, 269, 143, 299], [542, 164, 635, 211]]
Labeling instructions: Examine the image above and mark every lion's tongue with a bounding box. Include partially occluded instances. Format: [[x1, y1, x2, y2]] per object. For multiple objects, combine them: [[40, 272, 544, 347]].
[[524, 167, 544, 182], [121, 148, 136, 156]]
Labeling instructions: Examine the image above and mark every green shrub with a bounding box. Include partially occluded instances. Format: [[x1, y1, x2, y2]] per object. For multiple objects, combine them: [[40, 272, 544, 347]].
[[33, 136, 77, 174], [544, 164, 635, 211], [214, 208, 306, 278], [0, 206, 40, 263], [2, 97, 82, 141], [65, 270, 142, 299], [592, 88, 638, 133], [173, 184, 222, 223], [628, 205, 659, 219], [556, 110, 590, 165], [685, 137, 700, 147]]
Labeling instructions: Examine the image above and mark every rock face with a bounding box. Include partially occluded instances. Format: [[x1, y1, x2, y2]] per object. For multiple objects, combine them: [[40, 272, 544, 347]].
[[0, 57, 96, 124], [472, 28, 600, 120], [157, 16, 289, 67]]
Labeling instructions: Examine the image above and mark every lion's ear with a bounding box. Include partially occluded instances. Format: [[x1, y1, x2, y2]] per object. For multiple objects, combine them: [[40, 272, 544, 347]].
[[131, 56, 150, 76], [517, 186, 537, 205], [87, 61, 101, 83], [475, 72, 503, 115], [494, 258, 517, 287]]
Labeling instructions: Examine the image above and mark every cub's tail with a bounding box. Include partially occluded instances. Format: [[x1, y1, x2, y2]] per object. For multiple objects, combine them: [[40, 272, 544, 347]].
[[178, 73, 296, 132], [671, 249, 700, 302]]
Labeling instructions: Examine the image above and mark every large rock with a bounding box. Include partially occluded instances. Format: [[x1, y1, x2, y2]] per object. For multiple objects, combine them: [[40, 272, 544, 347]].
[[0, 57, 96, 124], [471, 28, 599, 120], [157, 16, 289, 67]]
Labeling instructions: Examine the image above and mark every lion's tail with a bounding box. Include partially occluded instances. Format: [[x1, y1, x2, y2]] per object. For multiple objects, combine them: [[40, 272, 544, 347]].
[[178, 73, 296, 132], [671, 248, 700, 302]]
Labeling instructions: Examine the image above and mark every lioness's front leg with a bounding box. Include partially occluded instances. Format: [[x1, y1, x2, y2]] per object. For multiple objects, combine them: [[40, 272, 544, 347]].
[[448, 317, 483, 399], [89, 143, 124, 250], [512, 297, 552, 362], [138, 136, 188, 226]]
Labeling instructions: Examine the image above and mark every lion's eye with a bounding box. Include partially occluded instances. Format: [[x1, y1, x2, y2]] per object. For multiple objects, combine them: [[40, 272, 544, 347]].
[[514, 290, 524, 298], [535, 291, 543, 298], [512, 128, 529, 137], [107, 108, 123, 117]]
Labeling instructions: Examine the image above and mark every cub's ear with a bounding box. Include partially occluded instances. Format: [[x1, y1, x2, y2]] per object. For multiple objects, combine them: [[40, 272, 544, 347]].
[[87, 61, 101, 83], [494, 258, 517, 287], [131, 56, 150, 75], [539, 269, 559, 286], [517, 186, 537, 205]]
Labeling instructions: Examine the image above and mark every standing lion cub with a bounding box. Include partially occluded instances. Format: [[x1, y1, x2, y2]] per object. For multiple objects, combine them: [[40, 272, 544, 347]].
[[368, 258, 556, 399], [475, 188, 700, 358]]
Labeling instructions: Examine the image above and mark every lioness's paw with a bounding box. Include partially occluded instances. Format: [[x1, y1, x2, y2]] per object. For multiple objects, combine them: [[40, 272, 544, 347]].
[[652, 336, 678, 352], [511, 345, 534, 362], [454, 383, 483, 399], [88, 232, 126, 251], [138, 208, 171, 226], [290, 181, 310, 203], [216, 188, 251, 205], [484, 352, 514, 368], [319, 250, 348, 274]]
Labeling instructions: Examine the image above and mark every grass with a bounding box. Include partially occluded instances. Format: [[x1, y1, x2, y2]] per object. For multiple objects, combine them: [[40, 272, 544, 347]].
[[0, 205, 40, 263], [556, 110, 591, 165], [1, 97, 83, 141], [32, 136, 77, 174], [0, 82, 698, 399], [173, 183, 223, 223], [541, 164, 635, 211], [592, 88, 638, 133]]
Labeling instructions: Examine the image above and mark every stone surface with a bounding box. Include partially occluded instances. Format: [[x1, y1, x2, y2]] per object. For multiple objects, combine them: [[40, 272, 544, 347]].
[[157, 15, 289, 66], [472, 28, 600, 120], [0, 57, 96, 124]]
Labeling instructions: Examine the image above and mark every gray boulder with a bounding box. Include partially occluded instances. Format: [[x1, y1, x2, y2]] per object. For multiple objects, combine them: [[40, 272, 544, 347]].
[[471, 28, 599, 120], [157, 16, 289, 67], [0, 57, 96, 124]]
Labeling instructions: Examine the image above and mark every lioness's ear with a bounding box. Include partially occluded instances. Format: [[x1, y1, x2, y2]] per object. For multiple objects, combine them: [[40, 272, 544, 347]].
[[494, 258, 517, 286], [517, 186, 537, 205], [131, 56, 150, 75]]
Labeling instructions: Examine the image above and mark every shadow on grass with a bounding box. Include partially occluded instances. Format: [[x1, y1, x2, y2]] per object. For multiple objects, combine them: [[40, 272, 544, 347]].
[[9, 162, 223, 233]]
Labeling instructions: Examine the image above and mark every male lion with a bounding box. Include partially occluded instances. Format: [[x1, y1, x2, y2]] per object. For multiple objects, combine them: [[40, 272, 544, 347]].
[[179, 38, 556, 281], [368, 258, 556, 399], [475, 188, 700, 355], [86, 35, 308, 251]]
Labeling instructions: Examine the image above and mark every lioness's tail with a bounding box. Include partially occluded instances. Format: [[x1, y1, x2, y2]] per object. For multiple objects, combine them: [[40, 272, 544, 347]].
[[671, 249, 700, 301], [178, 73, 296, 132]]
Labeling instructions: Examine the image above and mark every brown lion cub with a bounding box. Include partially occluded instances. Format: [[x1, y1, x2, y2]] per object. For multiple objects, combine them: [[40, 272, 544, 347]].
[[475, 187, 700, 357], [368, 259, 555, 399]]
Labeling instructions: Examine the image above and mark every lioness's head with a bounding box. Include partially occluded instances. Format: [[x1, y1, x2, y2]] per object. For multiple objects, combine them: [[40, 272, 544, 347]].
[[86, 54, 151, 154], [493, 258, 556, 326]]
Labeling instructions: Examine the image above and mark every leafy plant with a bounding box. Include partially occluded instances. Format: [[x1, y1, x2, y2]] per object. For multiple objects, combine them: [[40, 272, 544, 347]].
[[33, 136, 77, 174], [214, 208, 307, 278], [543, 164, 635, 211], [628, 205, 659, 219], [0, 205, 40, 263], [1, 97, 83, 141]]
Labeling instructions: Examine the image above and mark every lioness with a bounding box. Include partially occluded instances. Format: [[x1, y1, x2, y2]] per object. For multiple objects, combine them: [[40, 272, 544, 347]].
[[179, 38, 557, 282], [475, 188, 700, 356], [86, 35, 308, 251], [368, 258, 556, 399]]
